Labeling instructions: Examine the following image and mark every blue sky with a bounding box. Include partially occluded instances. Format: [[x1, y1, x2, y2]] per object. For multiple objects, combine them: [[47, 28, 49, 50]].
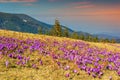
[[0, 0, 120, 36]]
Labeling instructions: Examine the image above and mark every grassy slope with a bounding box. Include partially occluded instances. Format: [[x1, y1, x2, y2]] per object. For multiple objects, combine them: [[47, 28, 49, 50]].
[[0, 30, 120, 80]]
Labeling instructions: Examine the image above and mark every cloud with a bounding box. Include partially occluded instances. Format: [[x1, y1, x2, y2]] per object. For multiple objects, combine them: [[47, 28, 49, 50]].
[[48, 0, 56, 2], [88, 9, 120, 15], [48, 0, 65, 2], [70, 1, 90, 5], [68, 1, 95, 9], [74, 5, 95, 9], [0, 0, 37, 2], [48, 7, 120, 17], [23, 3, 34, 6]]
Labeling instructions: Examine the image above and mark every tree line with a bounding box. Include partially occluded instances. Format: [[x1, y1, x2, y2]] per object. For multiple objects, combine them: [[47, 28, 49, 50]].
[[38, 19, 116, 43]]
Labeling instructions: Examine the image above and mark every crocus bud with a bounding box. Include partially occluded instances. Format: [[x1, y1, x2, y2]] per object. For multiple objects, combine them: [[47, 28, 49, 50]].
[[65, 73, 70, 77], [5, 61, 9, 68]]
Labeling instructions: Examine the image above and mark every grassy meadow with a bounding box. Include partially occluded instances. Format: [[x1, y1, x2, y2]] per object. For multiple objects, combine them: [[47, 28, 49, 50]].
[[0, 30, 120, 80]]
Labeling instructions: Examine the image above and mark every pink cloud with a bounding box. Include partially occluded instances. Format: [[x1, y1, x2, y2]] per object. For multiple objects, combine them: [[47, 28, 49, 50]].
[[48, 0, 64, 2], [0, 0, 37, 2], [23, 3, 34, 6], [70, 1, 90, 5], [48, 0, 56, 2], [75, 5, 95, 9], [67, 1, 95, 9]]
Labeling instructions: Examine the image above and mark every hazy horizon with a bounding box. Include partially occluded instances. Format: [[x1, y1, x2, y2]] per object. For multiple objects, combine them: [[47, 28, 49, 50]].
[[0, 0, 120, 36]]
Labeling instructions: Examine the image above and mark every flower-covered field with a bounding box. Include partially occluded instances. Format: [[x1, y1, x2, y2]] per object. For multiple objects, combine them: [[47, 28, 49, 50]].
[[0, 30, 120, 80]]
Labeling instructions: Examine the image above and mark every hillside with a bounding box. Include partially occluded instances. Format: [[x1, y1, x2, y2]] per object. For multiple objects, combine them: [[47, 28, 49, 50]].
[[0, 12, 91, 35], [0, 30, 120, 80], [0, 12, 52, 33], [0, 12, 74, 33]]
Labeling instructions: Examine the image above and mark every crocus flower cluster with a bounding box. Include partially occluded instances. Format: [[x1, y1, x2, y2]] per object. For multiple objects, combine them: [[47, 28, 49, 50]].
[[0, 36, 120, 79]]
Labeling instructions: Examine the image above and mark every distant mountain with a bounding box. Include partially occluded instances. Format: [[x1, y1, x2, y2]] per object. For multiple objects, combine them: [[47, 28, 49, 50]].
[[95, 33, 120, 43], [95, 33, 120, 39]]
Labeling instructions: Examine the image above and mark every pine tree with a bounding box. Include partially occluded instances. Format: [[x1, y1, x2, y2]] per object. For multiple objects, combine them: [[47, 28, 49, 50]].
[[104, 38, 110, 43], [53, 19, 62, 37], [71, 32, 79, 39], [63, 28, 69, 37], [45, 29, 49, 35], [100, 38, 104, 43], [111, 38, 116, 43], [79, 34, 84, 40], [93, 36, 99, 42], [49, 27, 56, 36], [88, 35, 93, 41], [38, 27, 42, 34]]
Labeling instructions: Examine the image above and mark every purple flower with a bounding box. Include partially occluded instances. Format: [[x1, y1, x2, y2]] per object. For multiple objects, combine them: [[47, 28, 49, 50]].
[[109, 76, 112, 80], [106, 65, 113, 70], [98, 72, 103, 78], [64, 65, 70, 70], [92, 73, 96, 78], [0, 52, 2, 55], [51, 53, 58, 59], [39, 60, 43, 65], [57, 62, 61, 66], [73, 69, 77, 73], [69, 55, 74, 61], [17, 55, 23, 60], [32, 64, 36, 68], [81, 66, 86, 70], [17, 49, 23, 54], [99, 72, 103, 75], [117, 71, 120, 76], [87, 71, 91, 75], [0, 44, 4, 50], [8, 53, 13, 58], [22, 61, 26, 65], [5, 61, 9, 67], [16, 61, 20, 65], [65, 73, 70, 77]]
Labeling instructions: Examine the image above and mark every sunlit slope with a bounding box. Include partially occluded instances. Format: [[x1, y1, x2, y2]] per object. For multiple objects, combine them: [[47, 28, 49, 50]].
[[1, 29, 119, 52], [88, 42, 120, 52], [0, 29, 120, 80]]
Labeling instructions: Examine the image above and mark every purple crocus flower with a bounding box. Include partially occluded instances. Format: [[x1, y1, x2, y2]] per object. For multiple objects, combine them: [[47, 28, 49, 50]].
[[117, 71, 120, 76], [0, 52, 2, 55], [64, 65, 70, 70], [98, 72, 103, 79], [92, 73, 96, 78], [73, 69, 78, 73], [17, 55, 23, 60], [106, 65, 113, 70], [5, 61, 9, 67], [87, 71, 91, 75], [32, 64, 36, 68], [0, 44, 4, 50], [51, 54, 58, 59], [22, 61, 26, 65], [39, 60, 43, 65], [8, 53, 13, 58], [16, 61, 20, 65], [65, 73, 70, 77], [109, 76, 112, 80], [57, 62, 61, 66]]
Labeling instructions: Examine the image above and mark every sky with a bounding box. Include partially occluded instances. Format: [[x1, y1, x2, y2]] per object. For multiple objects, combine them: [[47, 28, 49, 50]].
[[0, 0, 120, 36]]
